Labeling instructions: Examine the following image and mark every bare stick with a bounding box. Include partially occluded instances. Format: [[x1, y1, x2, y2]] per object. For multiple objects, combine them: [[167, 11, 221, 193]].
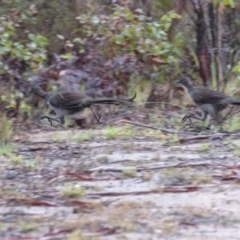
[[87, 186, 199, 197], [223, 107, 240, 121], [87, 162, 218, 173], [114, 120, 181, 134], [178, 132, 240, 144]]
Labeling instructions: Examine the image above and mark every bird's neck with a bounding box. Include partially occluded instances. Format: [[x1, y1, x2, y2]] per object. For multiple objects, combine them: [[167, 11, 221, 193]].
[[35, 89, 49, 99], [184, 83, 193, 92]]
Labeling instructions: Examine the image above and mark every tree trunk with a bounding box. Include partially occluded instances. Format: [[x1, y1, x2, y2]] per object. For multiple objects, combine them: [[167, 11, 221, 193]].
[[191, 0, 211, 88]]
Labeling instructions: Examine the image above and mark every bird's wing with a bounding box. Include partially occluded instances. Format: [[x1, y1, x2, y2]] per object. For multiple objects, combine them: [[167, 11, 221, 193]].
[[190, 88, 229, 105], [49, 92, 90, 109]]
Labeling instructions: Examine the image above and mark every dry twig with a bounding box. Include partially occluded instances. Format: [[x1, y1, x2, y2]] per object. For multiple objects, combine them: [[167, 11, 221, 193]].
[[114, 119, 181, 134]]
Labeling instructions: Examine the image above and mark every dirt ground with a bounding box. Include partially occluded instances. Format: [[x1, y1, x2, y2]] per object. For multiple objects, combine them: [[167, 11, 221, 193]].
[[1, 123, 240, 240]]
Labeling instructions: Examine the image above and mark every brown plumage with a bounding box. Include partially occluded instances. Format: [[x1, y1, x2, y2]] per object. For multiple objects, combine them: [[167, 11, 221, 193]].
[[28, 86, 136, 126], [175, 77, 240, 124]]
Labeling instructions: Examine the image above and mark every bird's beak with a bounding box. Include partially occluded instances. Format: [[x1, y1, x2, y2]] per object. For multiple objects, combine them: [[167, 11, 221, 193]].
[[174, 80, 181, 85], [27, 89, 32, 94]]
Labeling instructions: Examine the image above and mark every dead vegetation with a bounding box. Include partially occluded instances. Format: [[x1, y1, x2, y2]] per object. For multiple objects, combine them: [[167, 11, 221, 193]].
[[1, 113, 240, 239]]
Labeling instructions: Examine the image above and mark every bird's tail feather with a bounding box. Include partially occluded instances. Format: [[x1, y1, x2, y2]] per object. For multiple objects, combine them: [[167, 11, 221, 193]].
[[90, 93, 136, 106], [231, 99, 240, 105]]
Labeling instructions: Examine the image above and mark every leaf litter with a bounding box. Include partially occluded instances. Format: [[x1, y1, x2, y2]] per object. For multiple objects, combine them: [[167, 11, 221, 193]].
[[1, 127, 240, 239]]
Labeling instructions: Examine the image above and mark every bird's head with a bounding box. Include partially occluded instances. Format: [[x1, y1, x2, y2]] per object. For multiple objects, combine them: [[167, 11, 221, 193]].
[[175, 76, 193, 90], [27, 85, 43, 94]]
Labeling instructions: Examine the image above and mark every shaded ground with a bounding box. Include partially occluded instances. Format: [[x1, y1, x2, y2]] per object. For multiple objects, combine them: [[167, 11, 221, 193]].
[[1, 124, 240, 239]]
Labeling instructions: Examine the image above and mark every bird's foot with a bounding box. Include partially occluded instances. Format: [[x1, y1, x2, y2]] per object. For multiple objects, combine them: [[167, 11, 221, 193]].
[[89, 106, 107, 125], [96, 111, 107, 125], [181, 113, 193, 125], [40, 115, 59, 127]]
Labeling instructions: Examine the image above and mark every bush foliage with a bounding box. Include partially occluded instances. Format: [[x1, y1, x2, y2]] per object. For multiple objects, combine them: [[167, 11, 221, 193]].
[[1, 0, 240, 122]]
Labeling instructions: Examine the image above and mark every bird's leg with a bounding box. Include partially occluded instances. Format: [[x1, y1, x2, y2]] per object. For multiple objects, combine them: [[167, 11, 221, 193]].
[[181, 112, 195, 125], [89, 106, 107, 125], [182, 110, 208, 125], [59, 116, 65, 124], [40, 115, 60, 126], [212, 113, 223, 124]]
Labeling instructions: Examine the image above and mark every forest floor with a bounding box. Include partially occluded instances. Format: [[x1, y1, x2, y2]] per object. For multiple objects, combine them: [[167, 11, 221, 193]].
[[1, 120, 240, 240]]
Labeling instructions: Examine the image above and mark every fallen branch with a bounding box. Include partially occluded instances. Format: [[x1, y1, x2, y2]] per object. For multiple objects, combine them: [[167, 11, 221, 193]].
[[213, 170, 240, 180], [87, 186, 200, 197], [87, 161, 221, 173], [179, 132, 236, 143], [7, 198, 57, 206], [48, 172, 119, 184], [114, 120, 181, 134], [223, 106, 240, 121]]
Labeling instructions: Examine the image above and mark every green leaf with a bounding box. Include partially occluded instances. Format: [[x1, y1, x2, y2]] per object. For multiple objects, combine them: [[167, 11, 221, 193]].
[[57, 35, 65, 40], [28, 33, 35, 41], [6, 23, 15, 31], [232, 61, 240, 73], [92, 16, 100, 24], [168, 11, 182, 19], [223, 0, 235, 7], [60, 52, 73, 60], [73, 38, 83, 44]]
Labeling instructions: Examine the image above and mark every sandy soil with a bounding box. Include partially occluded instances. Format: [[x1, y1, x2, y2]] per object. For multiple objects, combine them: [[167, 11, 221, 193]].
[[1, 126, 240, 239]]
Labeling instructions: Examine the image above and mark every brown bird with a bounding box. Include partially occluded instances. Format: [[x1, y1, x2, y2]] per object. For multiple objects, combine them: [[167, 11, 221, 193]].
[[175, 76, 240, 124], [28, 86, 136, 126]]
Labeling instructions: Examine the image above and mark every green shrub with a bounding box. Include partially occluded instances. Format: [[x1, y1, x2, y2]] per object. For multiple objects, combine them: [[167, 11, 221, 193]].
[[0, 114, 12, 144], [73, 6, 183, 70]]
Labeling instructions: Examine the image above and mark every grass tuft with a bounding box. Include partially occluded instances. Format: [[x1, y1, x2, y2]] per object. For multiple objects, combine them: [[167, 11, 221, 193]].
[[60, 185, 85, 198], [0, 115, 12, 144]]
